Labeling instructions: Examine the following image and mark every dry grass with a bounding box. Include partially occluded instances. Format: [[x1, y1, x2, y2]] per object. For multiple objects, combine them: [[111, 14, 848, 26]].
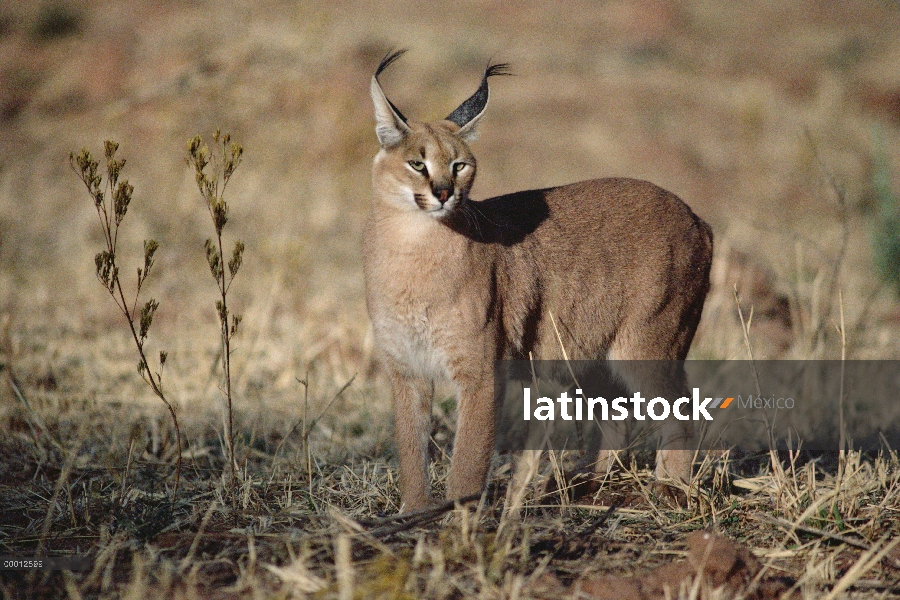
[[1, 0, 900, 598]]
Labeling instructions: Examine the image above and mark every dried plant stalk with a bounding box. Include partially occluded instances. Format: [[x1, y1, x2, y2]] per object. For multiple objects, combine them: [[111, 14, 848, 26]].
[[187, 130, 245, 509], [70, 141, 182, 499]]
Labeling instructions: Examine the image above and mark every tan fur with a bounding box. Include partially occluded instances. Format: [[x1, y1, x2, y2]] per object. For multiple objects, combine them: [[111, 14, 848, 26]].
[[365, 55, 713, 510]]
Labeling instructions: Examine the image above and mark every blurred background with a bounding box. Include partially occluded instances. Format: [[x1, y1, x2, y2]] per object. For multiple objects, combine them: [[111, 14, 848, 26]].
[[1, 0, 899, 432]]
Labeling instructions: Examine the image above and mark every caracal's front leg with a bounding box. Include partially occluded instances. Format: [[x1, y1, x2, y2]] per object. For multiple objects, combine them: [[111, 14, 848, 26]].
[[446, 368, 495, 501], [389, 369, 434, 511], [655, 419, 695, 485]]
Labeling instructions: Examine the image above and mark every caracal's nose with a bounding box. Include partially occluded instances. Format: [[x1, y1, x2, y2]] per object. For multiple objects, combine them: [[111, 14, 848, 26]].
[[432, 184, 453, 205]]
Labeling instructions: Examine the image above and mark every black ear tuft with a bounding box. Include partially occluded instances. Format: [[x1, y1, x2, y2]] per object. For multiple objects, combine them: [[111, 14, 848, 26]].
[[373, 48, 409, 124], [446, 61, 513, 128], [484, 62, 513, 79], [376, 48, 408, 78]]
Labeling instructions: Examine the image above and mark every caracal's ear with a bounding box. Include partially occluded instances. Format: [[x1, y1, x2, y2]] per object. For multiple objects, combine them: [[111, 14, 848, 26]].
[[446, 61, 511, 143], [371, 49, 412, 148]]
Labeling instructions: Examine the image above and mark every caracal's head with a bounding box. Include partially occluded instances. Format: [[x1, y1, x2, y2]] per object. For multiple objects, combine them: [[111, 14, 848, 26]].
[[370, 50, 510, 220]]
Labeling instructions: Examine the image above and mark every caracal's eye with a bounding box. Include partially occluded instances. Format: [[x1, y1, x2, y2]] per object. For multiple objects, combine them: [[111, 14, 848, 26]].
[[408, 160, 427, 173], [452, 162, 467, 175]]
